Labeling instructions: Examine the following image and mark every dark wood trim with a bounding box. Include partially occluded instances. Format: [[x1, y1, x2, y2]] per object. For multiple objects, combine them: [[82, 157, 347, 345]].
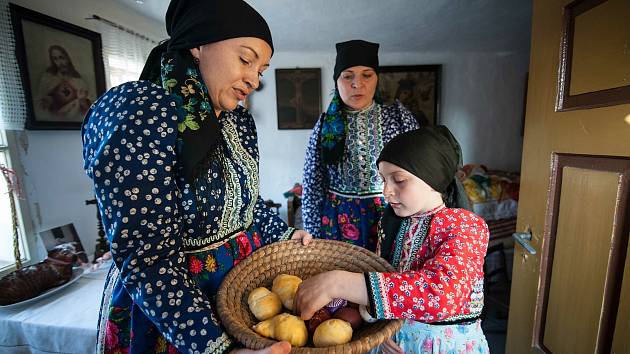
[[555, 0, 630, 111], [533, 153, 630, 353]]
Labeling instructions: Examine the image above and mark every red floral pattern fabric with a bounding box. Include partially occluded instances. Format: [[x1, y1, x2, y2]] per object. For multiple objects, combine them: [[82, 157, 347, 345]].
[[367, 207, 488, 323]]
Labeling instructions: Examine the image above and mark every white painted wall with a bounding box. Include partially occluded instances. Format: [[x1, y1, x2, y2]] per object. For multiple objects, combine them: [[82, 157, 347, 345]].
[[255, 50, 528, 221], [9, 0, 165, 261], [8, 0, 528, 259]]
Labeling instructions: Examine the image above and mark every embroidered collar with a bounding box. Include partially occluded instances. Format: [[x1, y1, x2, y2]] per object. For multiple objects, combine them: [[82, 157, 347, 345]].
[[343, 101, 376, 115], [410, 203, 445, 219]]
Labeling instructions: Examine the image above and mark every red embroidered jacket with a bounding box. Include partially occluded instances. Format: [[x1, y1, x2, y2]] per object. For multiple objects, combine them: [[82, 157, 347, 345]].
[[366, 207, 488, 323]]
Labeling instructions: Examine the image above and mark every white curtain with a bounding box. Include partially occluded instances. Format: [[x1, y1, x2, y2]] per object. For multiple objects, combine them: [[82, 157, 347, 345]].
[[94, 16, 159, 88], [0, 0, 28, 130]]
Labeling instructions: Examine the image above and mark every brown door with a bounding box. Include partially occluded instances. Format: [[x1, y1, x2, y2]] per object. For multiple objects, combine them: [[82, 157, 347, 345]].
[[505, 0, 630, 353]]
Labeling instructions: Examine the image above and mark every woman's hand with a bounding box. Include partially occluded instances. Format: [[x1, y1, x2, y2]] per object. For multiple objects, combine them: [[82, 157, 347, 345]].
[[380, 338, 404, 354], [294, 270, 368, 320], [290, 229, 313, 245], [231, 341, 291, 354]]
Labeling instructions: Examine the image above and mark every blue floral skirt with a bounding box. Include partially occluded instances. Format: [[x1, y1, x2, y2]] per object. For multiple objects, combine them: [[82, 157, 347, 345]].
[[319, 192, 385, 252], [369, 319, 489, 354]]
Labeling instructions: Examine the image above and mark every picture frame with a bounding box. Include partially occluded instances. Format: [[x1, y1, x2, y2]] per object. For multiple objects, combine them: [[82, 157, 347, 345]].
[[10, 4, 106, 130], [39, 223, 89, 264], [378, 65, 441, 126], [275, 68, 322, 130], [555, 0, 630, 111]]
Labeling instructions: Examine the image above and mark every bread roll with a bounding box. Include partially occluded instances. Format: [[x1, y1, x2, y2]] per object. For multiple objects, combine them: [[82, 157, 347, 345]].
[[252, 317, 274, 338], [271, 274, 302, 311], [313, 319, 353, 347], [273, 313, 308, 347], [252, 313, 308, 347], [248, 287, 282, 321]]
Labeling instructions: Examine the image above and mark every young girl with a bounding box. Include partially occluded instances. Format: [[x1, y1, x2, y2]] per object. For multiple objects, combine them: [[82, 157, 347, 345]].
[[295, 126, 490, 353]]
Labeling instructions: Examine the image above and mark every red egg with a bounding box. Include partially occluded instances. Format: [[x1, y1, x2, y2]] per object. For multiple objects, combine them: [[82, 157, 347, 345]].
[[307, 307, 332, 335], [332, 306, 363, 330]]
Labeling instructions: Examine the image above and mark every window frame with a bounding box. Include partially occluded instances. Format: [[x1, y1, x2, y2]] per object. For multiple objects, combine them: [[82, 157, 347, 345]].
[[0, 130, 37, 277]]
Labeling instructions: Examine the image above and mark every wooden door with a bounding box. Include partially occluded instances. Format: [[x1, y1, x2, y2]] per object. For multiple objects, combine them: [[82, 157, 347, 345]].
[[505, 0, 630, 353]]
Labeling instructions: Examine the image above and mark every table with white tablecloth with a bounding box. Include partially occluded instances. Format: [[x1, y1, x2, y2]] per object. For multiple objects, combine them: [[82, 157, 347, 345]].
[[0, 269, 107, 354]]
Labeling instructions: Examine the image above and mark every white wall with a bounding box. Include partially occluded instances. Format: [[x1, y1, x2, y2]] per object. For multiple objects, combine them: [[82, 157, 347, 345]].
[[9, 0, 528, 259], [255, 50, 529, 221], [10, 0, 164, 261]]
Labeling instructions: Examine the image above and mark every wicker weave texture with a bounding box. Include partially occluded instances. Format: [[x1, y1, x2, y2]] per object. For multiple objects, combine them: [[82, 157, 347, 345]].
[[217, 239, 403, 353]]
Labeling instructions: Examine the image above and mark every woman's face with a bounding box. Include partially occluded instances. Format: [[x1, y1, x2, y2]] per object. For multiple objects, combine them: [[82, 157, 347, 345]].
[[378, 160, 443, 217], [336, 66, 378, 111], [190, 37, 272, 115]]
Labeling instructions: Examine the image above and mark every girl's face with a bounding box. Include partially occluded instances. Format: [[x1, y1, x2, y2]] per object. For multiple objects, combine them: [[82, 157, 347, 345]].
[[336, 66, 378, 110], [190, 37, 272, 116], [378, 161, 443, 217]]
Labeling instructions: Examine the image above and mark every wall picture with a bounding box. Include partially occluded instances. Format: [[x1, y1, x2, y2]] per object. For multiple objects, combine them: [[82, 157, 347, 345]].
[[378, 65, 441, 126], [39, 223, 88, 264], [275, 68, 322, 129], [10, 4, 106, 130]]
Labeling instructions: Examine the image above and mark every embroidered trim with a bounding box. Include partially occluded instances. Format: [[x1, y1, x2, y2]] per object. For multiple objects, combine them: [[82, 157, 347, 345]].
[[183, 223, 252, 253], [279, 227, 295, 241], [368, 272, 392, 319], [327, 188, 383, 198], [218, 117, 259, 238], [391, 215, 432, 271], [338, 103, 384, 194], [201, 332, 233, 354], [97, 265, 119, 354], [184, 114, 260, 250]]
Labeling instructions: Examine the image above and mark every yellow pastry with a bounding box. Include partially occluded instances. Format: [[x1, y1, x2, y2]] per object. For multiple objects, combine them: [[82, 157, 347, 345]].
[[252, 313, 308, 347], [248, 287, 282, 321], [272, 313, 308, 347], [271, 274, 302, 311], [313, 319, 353, 347]]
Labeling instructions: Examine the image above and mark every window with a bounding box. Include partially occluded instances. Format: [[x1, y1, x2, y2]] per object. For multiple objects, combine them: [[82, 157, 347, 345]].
[[0, 130, 30, 271], [93, 15, 158, 88]]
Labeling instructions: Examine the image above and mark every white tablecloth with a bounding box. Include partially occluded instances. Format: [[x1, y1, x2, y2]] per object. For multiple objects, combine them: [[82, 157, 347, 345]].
[[0, 269, 107, 354]]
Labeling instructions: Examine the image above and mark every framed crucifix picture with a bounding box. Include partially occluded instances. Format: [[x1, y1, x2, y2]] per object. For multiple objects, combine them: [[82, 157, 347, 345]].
[[275, 68, 322, 129]]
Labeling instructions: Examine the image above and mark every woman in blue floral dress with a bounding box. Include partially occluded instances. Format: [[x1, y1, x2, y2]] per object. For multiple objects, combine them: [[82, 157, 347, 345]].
[[82, 1, 310, 353], [301, 40, 419, 251]]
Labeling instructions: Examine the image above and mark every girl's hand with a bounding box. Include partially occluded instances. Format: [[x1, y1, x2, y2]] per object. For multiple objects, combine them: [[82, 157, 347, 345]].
[[290, 229, 313, 245], [380, 338, 404, 354], [231, 341, 291, 354], [294, 270, 369, 320], [294, 270, 338, 320]]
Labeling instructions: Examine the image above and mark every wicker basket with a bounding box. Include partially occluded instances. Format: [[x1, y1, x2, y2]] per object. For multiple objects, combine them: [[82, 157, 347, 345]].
[[217, 239, 403, 353]]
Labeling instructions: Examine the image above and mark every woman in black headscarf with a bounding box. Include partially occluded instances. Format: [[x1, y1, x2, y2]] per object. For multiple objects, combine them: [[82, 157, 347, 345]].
[[295, 126, 489, 353], [82, 1, 310, 353], [301, 40, 419, 252]]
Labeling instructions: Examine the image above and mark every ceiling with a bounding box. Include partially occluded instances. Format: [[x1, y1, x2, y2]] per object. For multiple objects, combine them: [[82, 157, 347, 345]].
[[112, 0, 532, 53]]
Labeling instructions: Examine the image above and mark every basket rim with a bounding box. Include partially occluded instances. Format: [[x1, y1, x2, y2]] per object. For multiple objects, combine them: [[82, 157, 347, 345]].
[[216, 239, 403, 353]]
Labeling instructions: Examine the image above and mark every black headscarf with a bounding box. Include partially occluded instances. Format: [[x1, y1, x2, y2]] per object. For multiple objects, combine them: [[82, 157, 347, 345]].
[[139, 0, 274, 182], [377, 126, 459, 194], [376, 126, 470, 261], [333, 40, 379, 81]]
